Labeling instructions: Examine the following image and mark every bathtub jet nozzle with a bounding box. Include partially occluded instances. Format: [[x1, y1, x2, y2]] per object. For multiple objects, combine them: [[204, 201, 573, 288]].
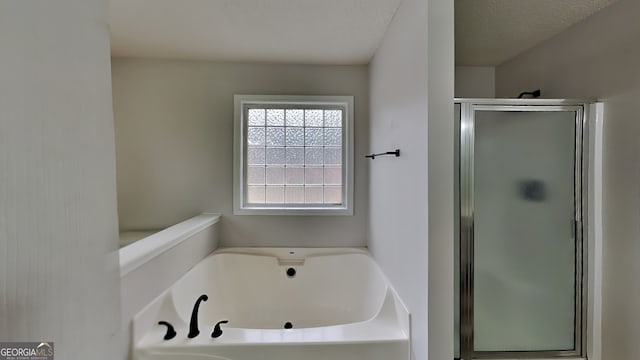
[[211, 320, 229, 338], [188, 294, 208, 339]]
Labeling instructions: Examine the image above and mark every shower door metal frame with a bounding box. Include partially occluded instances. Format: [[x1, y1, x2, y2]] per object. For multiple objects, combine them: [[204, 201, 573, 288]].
[[457, 99, 589, 360]]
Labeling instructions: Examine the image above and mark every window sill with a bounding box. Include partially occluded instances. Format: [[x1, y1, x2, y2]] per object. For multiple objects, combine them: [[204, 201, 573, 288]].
[[234, 206, 352, 216]]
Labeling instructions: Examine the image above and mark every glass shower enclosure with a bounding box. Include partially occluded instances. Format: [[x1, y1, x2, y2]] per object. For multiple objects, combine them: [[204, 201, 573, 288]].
[[455, 99, 590, 360]]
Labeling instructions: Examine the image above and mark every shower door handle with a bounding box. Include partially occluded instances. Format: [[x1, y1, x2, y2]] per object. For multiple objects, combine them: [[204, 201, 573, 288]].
[[571, 219, 582, 240]]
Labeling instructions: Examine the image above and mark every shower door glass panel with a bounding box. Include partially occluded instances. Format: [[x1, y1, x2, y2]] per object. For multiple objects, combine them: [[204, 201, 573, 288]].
[[473, 110, 576, 352]]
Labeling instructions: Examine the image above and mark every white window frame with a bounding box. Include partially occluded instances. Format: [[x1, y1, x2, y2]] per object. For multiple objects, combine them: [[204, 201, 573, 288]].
[[233, 95, 354, 215]]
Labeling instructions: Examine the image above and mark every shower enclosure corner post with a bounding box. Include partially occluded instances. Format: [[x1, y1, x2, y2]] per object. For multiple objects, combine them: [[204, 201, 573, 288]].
[[585, 102, 604, 360], [459, 101, 475, 360]]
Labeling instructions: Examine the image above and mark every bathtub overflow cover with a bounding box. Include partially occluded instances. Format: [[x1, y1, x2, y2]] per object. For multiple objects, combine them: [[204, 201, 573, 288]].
[[284, 322, 293, 329], [286, 268, 296, 277]]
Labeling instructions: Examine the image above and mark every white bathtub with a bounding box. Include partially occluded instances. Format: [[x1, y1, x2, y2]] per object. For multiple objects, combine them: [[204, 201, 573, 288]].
[[132, 248, 409, 360]]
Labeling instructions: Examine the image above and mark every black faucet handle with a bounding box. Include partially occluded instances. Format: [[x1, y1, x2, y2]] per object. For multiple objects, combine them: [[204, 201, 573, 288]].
[[211, 320, 229, 338], [158, 321, 177, 340]]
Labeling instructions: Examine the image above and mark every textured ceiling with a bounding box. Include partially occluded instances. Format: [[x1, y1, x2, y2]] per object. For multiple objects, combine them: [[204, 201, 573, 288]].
[[456, 0, 619, 66], [109, 0, 403, 64], [110, 0, 619, 66]]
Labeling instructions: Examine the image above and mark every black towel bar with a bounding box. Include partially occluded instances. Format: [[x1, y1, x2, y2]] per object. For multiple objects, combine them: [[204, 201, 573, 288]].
[[365, 149, 400, 160]]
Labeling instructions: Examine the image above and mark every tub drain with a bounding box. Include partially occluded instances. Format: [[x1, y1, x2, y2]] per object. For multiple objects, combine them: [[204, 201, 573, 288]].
[[284, 322, 293, 329]]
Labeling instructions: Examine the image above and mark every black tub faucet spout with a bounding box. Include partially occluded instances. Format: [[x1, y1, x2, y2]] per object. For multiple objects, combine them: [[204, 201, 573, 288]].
[[187, 294, 208, 338]]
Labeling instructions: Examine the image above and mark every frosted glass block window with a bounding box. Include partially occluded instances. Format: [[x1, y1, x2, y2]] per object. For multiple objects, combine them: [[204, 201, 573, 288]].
[[234, 95, 353, 215]]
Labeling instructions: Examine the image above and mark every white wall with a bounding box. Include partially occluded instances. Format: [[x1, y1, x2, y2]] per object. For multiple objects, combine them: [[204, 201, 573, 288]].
[[0, 1, 121, 358], [455, 66, 495, 98], [427, 1, 455, 359], [496, 0, 640, 358], [369, 0, 454, 359], [112, 59, 369, 247]]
